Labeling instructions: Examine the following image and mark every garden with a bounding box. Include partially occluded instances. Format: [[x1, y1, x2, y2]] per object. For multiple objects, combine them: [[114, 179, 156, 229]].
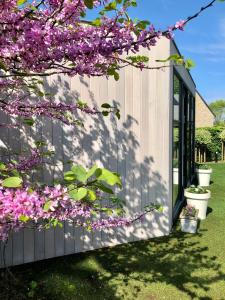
[[1, 162, 225, 300], [0, 1, 225, 299]]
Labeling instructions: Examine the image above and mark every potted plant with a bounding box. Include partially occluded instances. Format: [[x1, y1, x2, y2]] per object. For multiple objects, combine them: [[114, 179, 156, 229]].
[[184, 186, 211, 220], [196, 163, 212, 186], [173, 159, 179, 185], [180, 205, 198, 233]]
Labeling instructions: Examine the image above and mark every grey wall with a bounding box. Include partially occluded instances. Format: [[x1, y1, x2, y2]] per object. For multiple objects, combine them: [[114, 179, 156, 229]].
[[0, 38, 178, 267]]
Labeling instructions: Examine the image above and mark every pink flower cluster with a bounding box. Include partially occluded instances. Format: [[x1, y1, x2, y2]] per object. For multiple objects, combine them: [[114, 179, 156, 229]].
[[90, 216, 132, 230], [0, 0, 163, 78], [175, 20, 186, 31], [0, 184, 141, 241], [0, 185, 91, 240], [7, 148, 42, 172], [2, 99, 98, 124]]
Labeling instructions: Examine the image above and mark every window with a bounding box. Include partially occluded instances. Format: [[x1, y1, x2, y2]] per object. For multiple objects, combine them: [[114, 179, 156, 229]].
[[172, 74, 181, 207], [172, 71, 195, 215]]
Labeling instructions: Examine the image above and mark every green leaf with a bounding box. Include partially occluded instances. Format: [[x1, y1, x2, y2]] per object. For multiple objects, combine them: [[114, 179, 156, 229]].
[[50, 219, 63, 228], [84, 0, 94, 9], [27, 187, 34, 194], [106, 65, 120, 81], [29, 5, 37, 11], [43, 201, 52, 212], [19, 215, 30, 222], [17, 0, 27, 5], [116, 110, 121, 120], [106, 208, 113, 216], [23, 118, 35, 126], [0, 60, 7, 72], [101, 103, 111, 109], [35, 140, 46, 147], [11, 169, 20, 177], [131, 0, 137, 7], [127, 55, 149, 64], [0, 163, 6, 171], [91, 18, 102, 26], [156, 54, 183, 63], [115, 208, 124, 216], [64, 171, 76, 181], [37, 91, 45, 97], [2, 176, 22, 188], [30, 281, 38, 289], [86, 164, 98, 180], [118, 18, 125, 23], [114, 71, 120, 81], [185, 59, 196, 70], [105, 1, 117, 11], [69, 187, 88, 200], [77, 100, 87, 108], [71, 165, 87, 182], [88, 190, 97, 201], [96, 168, 122, 187], [96, 182, 114, 194], [157, 206, 164, 213], [102, 111, 109, 117], [136, 20, 150, 30]]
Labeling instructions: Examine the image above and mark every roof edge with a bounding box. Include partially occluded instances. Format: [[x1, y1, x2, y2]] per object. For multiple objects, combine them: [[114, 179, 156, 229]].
[[171, 40, 196, 88]]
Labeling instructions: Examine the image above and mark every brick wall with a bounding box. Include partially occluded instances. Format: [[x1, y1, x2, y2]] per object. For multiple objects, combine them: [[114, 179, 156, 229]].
[[195, 92, 215, 128]]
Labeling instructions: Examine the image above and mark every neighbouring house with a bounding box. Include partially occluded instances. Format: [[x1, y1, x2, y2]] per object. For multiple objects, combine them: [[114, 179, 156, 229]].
[[0, 38, 196, 267], [195, 91, 215, 128]]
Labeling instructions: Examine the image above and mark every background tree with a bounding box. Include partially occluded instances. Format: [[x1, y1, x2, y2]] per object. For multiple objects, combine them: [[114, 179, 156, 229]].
[[209, 99, 225, 124]]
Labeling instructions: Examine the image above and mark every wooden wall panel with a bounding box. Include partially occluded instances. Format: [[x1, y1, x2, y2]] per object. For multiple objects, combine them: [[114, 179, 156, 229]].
[[0, 38, 192, 268]]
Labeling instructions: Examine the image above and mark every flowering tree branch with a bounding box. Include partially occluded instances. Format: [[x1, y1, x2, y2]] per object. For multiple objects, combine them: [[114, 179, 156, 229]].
[[0, 0, 222, 242]]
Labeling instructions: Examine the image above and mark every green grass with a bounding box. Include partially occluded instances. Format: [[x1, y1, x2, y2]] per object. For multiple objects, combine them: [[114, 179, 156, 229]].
[[1, 163, 225, 300]]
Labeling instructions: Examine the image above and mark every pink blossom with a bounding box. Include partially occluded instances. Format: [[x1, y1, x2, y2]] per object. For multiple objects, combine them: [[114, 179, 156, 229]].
[[175, 19, 186, 31], [0, 184, 146, 241]]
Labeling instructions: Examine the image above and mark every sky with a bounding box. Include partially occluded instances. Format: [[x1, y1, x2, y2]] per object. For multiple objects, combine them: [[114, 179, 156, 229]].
[[124, 0, 225, 103]]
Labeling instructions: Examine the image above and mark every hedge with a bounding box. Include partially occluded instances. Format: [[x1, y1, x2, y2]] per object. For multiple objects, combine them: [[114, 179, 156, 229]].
[[195, 126, 225, 161]]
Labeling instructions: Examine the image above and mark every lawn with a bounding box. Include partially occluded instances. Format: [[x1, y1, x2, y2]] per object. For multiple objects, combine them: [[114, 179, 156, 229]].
[[1, 163, 225, 300]]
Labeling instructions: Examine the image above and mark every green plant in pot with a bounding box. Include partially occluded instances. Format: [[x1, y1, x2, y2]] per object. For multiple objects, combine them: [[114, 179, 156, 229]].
[[195, 163, 212, 186], [180, 205, 199, 233], [184, 185, 211, 220]]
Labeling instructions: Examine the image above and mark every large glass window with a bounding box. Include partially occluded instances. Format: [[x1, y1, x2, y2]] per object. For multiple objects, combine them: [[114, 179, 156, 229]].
[[173, 75, 181, 207], [172, 71, 195, 213]]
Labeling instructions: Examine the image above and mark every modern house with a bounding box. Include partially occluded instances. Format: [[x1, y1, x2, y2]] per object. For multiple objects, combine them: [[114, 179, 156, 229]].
[[0, 38, 196, 267], [195, 91, 215, 127]]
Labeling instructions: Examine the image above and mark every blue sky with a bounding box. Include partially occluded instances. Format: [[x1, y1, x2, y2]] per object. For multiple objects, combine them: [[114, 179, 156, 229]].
[[125, 0, 225, 103]]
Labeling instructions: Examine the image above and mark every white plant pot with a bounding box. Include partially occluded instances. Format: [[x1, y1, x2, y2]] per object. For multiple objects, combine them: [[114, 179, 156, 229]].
[[184, 190, 211, 220], [180, 218, 198, 233], [196, 168, 212, 186], [173, 168, 179, 185]]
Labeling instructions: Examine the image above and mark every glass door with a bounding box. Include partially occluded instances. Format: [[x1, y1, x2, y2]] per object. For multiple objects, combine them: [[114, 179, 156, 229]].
[[172, 70, 195, 219]]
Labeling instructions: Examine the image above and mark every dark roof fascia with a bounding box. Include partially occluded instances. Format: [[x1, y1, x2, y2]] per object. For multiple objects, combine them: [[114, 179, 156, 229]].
[[171, 40, 196, 89]]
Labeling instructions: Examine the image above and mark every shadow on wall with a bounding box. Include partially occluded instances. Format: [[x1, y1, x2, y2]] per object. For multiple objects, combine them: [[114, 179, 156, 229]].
[[0, 74, 169, 260]]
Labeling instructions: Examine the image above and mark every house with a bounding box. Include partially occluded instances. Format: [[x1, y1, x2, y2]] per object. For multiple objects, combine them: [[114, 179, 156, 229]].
[[0, 38, 196, 267], [195, 91, 215, 127]]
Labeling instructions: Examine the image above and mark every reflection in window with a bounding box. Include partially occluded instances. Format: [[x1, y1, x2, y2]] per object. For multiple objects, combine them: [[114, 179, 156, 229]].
[[173, 75, 180, 206]]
